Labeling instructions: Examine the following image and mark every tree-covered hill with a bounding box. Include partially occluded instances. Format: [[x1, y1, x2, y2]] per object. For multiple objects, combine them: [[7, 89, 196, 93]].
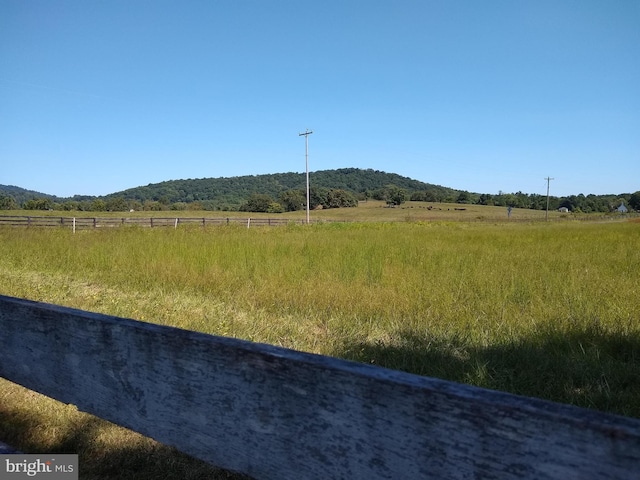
[[0, 185, 95, 210], [1, 168, 636, 213], [0, 168, 454, 211], [103, 168, 457, 210], [0, 185, 60, 208]]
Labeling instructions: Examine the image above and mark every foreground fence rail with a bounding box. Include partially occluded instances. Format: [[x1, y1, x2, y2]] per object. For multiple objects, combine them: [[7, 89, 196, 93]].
[[0, 215, 317, 229], [1, 295, 639, 479]]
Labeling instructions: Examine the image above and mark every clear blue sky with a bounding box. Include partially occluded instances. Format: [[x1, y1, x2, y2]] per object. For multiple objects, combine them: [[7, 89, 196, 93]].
[[1, 1, 638, 198]]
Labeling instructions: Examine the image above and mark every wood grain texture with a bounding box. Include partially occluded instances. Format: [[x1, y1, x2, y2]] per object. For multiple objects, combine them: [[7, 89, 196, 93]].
[[1, 294, 639, 479]]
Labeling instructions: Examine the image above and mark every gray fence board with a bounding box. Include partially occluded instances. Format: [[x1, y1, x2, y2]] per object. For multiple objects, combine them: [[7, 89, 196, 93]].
[[1, 294, 639, 479], [0, 441, 21, 454]]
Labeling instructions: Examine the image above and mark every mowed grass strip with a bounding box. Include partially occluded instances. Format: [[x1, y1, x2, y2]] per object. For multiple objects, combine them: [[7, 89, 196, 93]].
[[1, 219, 639, 477]]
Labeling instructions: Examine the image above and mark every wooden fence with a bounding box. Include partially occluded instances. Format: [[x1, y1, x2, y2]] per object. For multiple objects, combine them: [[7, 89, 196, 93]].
[[0, 215, 313, 229], [1, 294, 639, 479]]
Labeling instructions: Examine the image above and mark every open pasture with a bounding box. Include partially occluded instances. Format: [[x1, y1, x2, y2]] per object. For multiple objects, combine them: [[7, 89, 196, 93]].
[[0, 199, 585, 223], [1, 217, 638, 478]]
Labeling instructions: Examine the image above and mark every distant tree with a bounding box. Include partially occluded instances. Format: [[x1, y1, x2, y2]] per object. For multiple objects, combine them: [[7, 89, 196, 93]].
[[61, 201, 80, 211], [371, 188, 385, 201], [129, 200, 143, 211], [308, 187, 329, 210], [513, 191, 531, 209], [546, 196, 560, 211], [410, 191, 426, 202], [279, 189, 305, 212], [456, 191, 472, 204], [23, 198, 53, 210], [381, 184, 407, 206], [187, 201, 204, 211], [358, 189, 372, 202], [106, 196, 128, 212], [476, 193, 494, 206], [73, 200, 91, 211], [503, 194, 518, 208], [89, 199, 107, 211], [240, 193, 274, 213], [629, 191, 640, 211], [267, 202, 284, 214], [529, 194, 546, 210], [326, 189, 357, 208], [0, 194, 17, 210], [143, 200, 163, 211]]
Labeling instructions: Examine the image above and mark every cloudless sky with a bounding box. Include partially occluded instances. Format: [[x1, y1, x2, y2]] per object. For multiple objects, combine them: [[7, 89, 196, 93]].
[[1, 0, 638, 198]]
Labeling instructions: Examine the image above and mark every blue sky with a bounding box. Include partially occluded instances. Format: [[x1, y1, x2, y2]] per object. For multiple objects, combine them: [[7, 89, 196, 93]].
[[1, 1, 638, 198]]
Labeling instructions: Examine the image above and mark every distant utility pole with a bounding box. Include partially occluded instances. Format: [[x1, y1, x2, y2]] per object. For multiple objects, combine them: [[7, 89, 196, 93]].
[[545, 176, 554, 221], [299, 129, 313, 224]]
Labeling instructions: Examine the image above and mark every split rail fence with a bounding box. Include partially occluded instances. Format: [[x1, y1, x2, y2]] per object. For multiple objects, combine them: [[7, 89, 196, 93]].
[[1, 294, 639, 479], [0, 215, 314, 229]]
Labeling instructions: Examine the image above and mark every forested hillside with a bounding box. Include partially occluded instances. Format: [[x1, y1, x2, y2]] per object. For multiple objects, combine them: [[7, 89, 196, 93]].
[[1, 168, 637, 213], [103, 168, 455, 210], [0, 185, 58, 209], [0, 169, 457, 212]]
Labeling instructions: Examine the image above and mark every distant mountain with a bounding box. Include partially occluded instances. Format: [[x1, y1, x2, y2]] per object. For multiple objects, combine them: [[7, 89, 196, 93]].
[[0, 184, 97, 209], [103, 168, 457, 209], [2, 168, 634, 213], [0, 185, 61, 206]]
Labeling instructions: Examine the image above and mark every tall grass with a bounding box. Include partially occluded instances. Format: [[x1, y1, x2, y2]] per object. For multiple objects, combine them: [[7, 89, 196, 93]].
[[2, 221, 638, 398], [1, 220, 639, 477]]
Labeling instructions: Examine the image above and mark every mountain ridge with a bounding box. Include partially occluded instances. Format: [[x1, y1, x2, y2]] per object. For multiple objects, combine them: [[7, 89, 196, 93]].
[[1, 168, 456, 206], [1, 167, 635, 213]]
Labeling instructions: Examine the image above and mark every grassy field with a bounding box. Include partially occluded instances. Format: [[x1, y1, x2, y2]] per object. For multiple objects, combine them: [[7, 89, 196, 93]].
[[0, 207, 638, 478], [0, 199, 590, 222]]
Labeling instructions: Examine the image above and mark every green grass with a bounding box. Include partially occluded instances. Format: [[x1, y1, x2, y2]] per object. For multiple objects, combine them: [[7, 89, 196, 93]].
[[0, 215, 639, 478], [0, 199, 592, 222]]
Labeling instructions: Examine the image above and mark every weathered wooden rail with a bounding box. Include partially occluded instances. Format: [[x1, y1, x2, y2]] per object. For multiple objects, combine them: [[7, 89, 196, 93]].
[[0, 440, 21, 454], [1, 294, 639, 479], [0, 215, 315, 229]]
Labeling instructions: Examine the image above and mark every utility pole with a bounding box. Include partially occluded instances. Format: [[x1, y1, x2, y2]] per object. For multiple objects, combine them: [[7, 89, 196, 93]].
[[545, 176, 554, 221], [299, 129, 313, 224]]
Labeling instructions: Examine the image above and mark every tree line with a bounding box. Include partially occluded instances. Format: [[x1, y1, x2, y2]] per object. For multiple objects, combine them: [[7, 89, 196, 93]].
[[240, 187, 358, 213], [449, 191, 639, 213], [1, 167, 638, 213], [2, 188, 637, 214], [0, 169, 453, 212]]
